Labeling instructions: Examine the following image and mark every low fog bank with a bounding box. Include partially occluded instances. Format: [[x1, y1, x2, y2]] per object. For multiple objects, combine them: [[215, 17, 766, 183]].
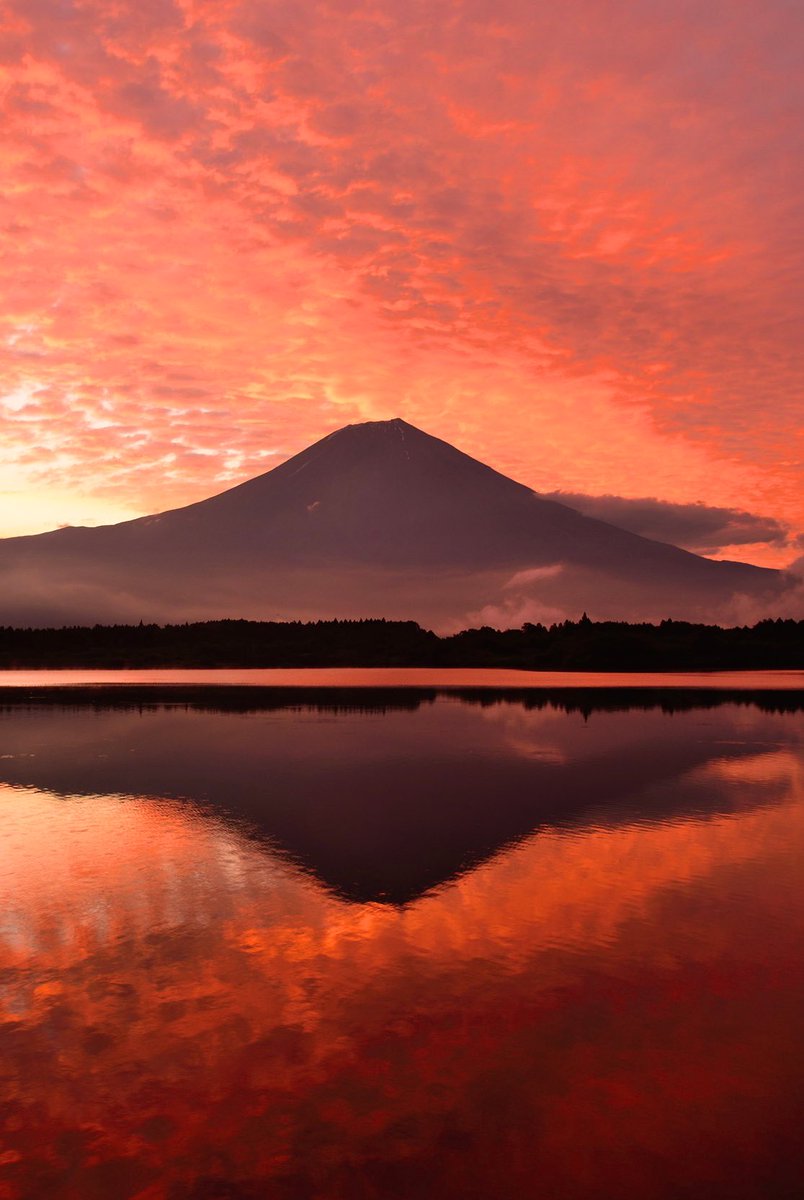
[[0, 555, 799, 633], [464, 560, 804, 633]]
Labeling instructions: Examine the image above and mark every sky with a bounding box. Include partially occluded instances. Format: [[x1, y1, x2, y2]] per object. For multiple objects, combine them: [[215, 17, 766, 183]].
[[1, 0, 802, 566]]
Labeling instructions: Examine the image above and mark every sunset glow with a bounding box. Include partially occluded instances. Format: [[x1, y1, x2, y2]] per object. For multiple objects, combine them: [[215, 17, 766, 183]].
[[1, 1, 802, 564]]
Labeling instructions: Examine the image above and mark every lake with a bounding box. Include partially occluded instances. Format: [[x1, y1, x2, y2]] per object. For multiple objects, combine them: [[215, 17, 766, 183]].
[[1, 674, 803, 1199]]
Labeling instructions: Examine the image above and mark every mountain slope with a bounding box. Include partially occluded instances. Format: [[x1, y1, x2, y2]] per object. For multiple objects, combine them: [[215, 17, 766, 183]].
[[0, 419, 787, 626]]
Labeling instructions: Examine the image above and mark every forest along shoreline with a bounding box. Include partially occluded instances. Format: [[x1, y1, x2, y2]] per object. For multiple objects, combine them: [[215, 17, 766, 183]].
[[0, 617, 801, 671]]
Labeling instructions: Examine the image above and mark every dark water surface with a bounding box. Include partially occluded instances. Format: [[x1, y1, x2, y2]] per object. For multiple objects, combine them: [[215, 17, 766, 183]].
[[1, 684, 803, 1199]]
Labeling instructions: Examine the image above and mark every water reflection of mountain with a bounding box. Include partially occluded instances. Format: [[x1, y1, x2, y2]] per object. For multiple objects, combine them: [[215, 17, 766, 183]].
[[0, 695, 799, 903], [2, 761, 803, 1200]]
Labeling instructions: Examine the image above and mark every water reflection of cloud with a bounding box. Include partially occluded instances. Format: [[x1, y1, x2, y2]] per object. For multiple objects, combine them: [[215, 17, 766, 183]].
[[477, 702, 570, 763], [2, 751, 802, 980], [703, 748, 802, 785], [1, 741, 803, 1197]]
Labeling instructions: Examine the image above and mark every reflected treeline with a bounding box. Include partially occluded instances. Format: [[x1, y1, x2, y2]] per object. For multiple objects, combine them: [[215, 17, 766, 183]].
[[0, 684, 802, 717], [449, 688, 804, 717]]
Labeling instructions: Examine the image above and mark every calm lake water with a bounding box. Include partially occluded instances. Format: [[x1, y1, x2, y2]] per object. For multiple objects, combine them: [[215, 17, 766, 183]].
[[1, 678, 803, 1199], [1, 667, 803, 688]]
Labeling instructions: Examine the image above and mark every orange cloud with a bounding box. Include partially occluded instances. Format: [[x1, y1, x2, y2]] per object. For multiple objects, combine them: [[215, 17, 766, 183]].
[[0, 1, 801, 562]]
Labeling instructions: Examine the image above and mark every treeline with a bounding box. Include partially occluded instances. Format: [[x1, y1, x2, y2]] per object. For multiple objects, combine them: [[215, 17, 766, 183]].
[[0, 616, 801, 670]]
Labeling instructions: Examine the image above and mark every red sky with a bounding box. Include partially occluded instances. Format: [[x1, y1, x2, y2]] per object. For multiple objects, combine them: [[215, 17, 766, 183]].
[[1, 0, 802, 566]]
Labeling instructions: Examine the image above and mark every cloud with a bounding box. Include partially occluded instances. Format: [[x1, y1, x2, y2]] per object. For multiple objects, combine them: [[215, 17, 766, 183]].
[[503, 564, 564, 588], [0, 0, 801, 571], [541, 494, 799, 559]]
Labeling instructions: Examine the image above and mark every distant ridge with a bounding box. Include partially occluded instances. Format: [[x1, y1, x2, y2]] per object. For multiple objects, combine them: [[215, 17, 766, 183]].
[[0, 419, 791, 627]]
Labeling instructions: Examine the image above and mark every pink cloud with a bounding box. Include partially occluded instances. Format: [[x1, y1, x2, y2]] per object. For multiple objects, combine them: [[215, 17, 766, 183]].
[[0, 0, 801, 561]]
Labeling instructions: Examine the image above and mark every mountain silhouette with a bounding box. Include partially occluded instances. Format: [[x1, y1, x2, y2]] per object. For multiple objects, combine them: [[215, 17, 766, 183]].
[[0, 696, 789, 903], [0, 418, 787, 626]]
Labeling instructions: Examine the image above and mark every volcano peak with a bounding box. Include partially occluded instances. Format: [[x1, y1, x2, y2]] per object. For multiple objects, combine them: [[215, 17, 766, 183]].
[[0, 418, 783, 627]]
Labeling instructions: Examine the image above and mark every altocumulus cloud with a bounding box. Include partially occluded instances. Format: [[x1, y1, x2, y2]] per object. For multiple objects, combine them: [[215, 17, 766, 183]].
[[0, 0, 802, 560]]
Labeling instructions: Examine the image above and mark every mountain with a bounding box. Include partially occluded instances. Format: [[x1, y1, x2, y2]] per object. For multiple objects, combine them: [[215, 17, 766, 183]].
[[0, 418, 789, 627], [0, 695, 789, 903]]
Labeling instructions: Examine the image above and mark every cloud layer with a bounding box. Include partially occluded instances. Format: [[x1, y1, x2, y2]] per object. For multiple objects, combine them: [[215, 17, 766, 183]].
[[0, 0, 801, 563], [542, 493, 799, 559]]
